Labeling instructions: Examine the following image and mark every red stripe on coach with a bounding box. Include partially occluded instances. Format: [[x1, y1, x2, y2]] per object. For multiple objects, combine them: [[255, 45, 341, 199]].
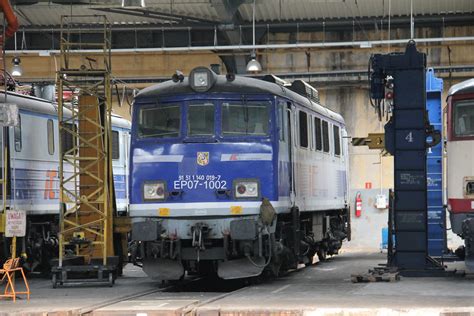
[[448, 198, 474, 214]]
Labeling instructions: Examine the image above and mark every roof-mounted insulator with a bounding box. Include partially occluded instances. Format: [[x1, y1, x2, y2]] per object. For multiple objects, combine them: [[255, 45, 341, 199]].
[[262, 74, 291, 87]]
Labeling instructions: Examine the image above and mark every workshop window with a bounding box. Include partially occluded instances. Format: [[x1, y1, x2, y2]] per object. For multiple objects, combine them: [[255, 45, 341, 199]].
[[322, 120, 330, 153], [299, 111, 308, 148]]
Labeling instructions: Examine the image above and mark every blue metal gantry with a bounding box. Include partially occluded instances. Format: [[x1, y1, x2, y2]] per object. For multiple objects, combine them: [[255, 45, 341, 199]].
[[426, 69, 447, 257]]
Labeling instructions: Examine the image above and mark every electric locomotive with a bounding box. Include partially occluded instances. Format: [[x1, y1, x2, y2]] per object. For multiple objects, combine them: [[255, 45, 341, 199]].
[[0, 91, 131, 272], [446, 78, 474, 272], [129, 67, 350, 280]]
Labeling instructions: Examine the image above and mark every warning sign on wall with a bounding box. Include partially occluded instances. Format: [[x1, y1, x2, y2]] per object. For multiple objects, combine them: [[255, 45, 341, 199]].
[[5, 210, 26, 237]]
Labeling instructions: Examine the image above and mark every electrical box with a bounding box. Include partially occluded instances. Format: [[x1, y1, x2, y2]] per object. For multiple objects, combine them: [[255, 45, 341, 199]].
[[0, 103, 19, 127], [375, 194, 388, 209]]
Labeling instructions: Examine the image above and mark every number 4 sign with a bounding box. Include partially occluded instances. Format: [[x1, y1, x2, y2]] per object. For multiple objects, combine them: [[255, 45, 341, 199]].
[[405, 132, 414, 143]]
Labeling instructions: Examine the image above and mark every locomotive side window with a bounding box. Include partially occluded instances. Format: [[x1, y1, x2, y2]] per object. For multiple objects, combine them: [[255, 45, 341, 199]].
[[299, 111, 308, 148], [221, 101, 269, 136], [112, 131, 120, 160], [188, 103, 215, 136], [333, 125, 341, 156], [322, 120, 330, 153], [314, 117, 322, 151], [138, 104, 181, 138], [47, 119, 54, 155], [14, 115, 22, 152], [453, 100, 474, 137]]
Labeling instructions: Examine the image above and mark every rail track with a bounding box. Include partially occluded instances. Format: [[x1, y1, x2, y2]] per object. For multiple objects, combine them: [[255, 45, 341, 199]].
[[78, 275, 251, 315]]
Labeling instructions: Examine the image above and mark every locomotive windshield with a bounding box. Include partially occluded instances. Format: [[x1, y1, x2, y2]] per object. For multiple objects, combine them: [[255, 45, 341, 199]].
[[222, 101, 269, 136], [454, 100, 474, 137], [138, 104, 181, 138], [137, 100, 270, 139], [188, 102, 215, 136]]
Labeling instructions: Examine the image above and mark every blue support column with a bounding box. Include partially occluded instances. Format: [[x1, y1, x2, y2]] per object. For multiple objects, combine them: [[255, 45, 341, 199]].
[[426, 68, 446, 257]]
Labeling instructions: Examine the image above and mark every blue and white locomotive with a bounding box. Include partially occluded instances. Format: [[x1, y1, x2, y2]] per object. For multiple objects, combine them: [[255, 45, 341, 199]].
[[130, 67, 350, 280], [0, 91, 131, 271]]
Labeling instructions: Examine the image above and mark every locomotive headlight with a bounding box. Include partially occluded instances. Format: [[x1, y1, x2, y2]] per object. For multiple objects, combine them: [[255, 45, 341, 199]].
[[234, 179, 260, 199], [194, 72, 208, 87], [189, 67, 217, 92], [143, 181, 166, 200]]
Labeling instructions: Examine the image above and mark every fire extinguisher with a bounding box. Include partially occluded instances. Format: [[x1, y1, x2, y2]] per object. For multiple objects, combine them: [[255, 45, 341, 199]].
[[355, 192, 362, 217]]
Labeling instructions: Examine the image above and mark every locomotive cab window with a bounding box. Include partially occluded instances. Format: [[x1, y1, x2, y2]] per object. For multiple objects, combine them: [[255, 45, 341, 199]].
[[333, 125, 341, 156], [221, 101, 269, 136], [112, 131, 120, 160], [188, 103, 215, 136], [322, 120, 330, 153], [299, 111, 308, 148], [138, 104, 181, 138], [453, 100, 474, 137]]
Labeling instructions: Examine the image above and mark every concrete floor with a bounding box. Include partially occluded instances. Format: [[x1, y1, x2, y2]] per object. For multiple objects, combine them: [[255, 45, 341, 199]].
[[1, 252, 474, 316]]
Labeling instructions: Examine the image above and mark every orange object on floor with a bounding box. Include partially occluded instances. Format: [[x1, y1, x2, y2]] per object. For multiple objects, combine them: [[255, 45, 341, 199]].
[[0, 258, 30, 302]]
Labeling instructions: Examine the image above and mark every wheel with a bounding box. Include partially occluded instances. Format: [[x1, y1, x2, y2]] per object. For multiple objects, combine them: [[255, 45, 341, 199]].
[[52, 273, 58, 288], [317, 248, 327, 262]]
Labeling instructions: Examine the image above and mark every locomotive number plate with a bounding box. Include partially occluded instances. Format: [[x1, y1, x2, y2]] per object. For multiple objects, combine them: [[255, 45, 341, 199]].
[[173, 174, 227, 190]]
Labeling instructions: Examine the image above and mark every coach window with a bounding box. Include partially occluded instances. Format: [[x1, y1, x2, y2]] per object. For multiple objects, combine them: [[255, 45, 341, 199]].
[[314, 117, 322, 151], [333, 125, 341, 156], [112, 131, 120, 160], [14, 115, 21, 152], [322, 120, 330, 153], [188, 103, 215, 136], [47, 119, 54, 155], [221, 101, 269, 136], [138, 104, 181, 138], [453, 100, 474, 137], [299, 111, 308, 148]]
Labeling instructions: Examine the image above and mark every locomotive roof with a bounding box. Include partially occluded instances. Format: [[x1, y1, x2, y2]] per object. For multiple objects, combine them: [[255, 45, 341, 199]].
[[448, 78, 474, 97], [137, 74, 345, 124], [0, 91, 131, 129]]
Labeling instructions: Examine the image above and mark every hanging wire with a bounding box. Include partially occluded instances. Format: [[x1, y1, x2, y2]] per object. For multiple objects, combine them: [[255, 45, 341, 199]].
[[388, 0, 391, 52], [410, 0, 414, 40]]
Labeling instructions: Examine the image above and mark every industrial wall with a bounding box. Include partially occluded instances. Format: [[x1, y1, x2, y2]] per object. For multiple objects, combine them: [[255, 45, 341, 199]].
[[11, 24, 473, 252]]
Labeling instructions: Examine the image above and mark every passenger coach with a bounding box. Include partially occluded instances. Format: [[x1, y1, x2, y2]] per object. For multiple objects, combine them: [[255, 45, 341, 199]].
[[0, 91, 131, 272], [446, 78, 474, 272], [130, 67, 350, 280]]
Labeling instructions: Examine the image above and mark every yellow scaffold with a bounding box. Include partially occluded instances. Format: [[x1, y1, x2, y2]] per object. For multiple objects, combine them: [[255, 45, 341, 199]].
[[52, 15, 117, 287]]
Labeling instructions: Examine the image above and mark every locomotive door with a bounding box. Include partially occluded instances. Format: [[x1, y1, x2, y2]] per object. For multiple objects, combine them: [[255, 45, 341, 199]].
[[286, 102, 296, 205]]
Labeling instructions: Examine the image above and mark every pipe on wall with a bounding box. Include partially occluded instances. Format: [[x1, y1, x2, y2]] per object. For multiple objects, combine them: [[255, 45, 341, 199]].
[[5, 36, 474, 54]]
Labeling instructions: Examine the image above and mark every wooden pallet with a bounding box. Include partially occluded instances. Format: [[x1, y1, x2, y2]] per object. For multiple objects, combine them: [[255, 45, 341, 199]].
[[351, 268, 400, 283]]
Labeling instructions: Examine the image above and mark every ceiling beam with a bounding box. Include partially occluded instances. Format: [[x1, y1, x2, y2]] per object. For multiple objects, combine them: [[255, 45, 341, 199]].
[[92, 7, 217, 24]]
